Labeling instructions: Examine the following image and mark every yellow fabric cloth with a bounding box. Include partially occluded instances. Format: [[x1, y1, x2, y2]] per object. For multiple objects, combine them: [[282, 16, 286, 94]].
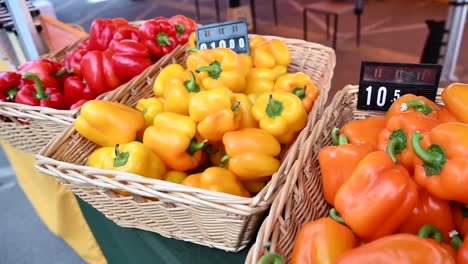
[[2, 142, 107, 264]]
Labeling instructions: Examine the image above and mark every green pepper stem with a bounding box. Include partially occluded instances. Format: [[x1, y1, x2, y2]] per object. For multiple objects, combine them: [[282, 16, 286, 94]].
[[231, 101, 241, 112], [113, 144, 129, 167], [174, 23, 185, 36], [188, 47, 200, 53], [220, 154, 231, 167], [265, 94, 284, 118], [338, 134, 349, 145], [449, 230, 464, 250], [196, 61, 222, 80], [6, 87, 18, 101], [184, 71, 200, 93], [157, 32, 171, 46], [331, 128, 340, 146], [52, 67, 67, 78], [292, 86, 307, 100], [411, 132, 446, 176], [187, 139, 208, 156], [401, 99, 433, 115], [22, 72, 49, 100], [418, 224, 443, 243], [329, 208, 346, 225], [257, 253, 284, 264], [386, 129, 407, 164]]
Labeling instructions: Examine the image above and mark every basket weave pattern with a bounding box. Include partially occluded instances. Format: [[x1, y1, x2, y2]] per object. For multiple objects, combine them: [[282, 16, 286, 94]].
[[35, 36, 336, 251], [246, 85, 445, 263]]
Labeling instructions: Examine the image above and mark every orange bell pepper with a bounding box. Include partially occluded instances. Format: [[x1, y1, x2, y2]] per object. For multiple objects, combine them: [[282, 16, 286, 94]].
[[417, 224, 457, 259], [335, 232, 456, 264], [377, 112, 440, 171], [454, 234, 468, 264], [452, 203, 468, 237], [438, 106, 460, 123], [290, 216, 357, 264], [412, 123, 468, 203], [441, 82, 468, 124], [318, 128, 373, 205], [385, 93, 440, 121], [338, 116, 386, 150], [398, 188, 456, 243], [334, 151, 419, 241], [142, 112, 207, 171], [273, 72, 319, 113]]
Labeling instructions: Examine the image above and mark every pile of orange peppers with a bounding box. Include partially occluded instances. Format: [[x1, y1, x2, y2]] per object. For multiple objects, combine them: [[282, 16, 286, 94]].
[[257, 83, 468, 264], [74, 35, 320, 198]]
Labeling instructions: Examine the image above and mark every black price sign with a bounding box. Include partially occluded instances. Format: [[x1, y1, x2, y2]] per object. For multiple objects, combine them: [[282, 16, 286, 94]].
[[357, 61, 442, 111], [196, 19, 250, 54]]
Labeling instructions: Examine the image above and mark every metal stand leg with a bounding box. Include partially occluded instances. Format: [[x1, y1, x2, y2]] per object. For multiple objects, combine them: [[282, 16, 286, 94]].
[[215, 0, 221, 22], [195, 0, 200, 21], [273, 0, 278, 25], [303, 9, 308, 40], [250, 0, 256, 33], [357, 14, 361, 47], [333, 14, 338, 50], [440, 0, 468, 81]]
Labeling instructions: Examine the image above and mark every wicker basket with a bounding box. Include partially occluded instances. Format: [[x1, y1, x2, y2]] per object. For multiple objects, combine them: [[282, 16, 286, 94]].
[[35, 36, 336, 252], [0, 34, 182, 154], [245, 84, 445, 263]]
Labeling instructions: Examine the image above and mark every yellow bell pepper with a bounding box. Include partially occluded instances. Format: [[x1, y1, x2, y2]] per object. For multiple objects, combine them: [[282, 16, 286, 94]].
[[192, 167, 251, 197], [186, 48, 250, 92], [135, 97, 164, 127], [153, 64, 185, 97], [163, 170, 188, 184], [163, 71, 201, 116], [143, 112, 207, 171], [75, 100, 146, 147], [221, 128, 281, 180], [244, 68, 277, 95], [188, 32, 197, 48], [181, 172, 202, 188], [240, 53, 253, 69], [242, 178, 269, 194], [189, 87, 240, 142], [234, 93, 258, 129], [87, 141, 166, 180], [251, 91, 308, 144], [206, 142, 226, 166], [252, 38, 291, 77], [249, 35, 266, 50], [273, 72, 319, 113]]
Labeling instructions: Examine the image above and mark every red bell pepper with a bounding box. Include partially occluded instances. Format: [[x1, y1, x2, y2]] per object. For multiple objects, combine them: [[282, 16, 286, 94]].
[[139, 17, 178, 59], [452, 233, 468, 264], [17, 58, 68, 91], [169, 15, 197, 44], [108, 25, 142, 51], [80, 50, 122, 95], [452, 203, 468, 237], [0, 71, 22, 102], [88, 17, 129, 51], [62, 76, 97, 109], [64, 49, 87, 78], [111, 39, 152, 83], [15, 72, 64, 109], [70, 99, 89, 110]]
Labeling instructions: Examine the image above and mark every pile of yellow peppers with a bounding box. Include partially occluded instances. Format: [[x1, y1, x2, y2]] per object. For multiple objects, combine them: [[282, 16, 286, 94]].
[[74, 35, 320, 198]]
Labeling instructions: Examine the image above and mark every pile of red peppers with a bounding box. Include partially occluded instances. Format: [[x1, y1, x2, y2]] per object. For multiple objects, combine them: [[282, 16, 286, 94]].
[[258, 83, 468, 264], [0, 15, 196, 110]]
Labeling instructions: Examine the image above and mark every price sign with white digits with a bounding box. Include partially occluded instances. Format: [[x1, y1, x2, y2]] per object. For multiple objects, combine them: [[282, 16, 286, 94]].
[[196, 19, 250, 55], [357, 61, 442, 111]]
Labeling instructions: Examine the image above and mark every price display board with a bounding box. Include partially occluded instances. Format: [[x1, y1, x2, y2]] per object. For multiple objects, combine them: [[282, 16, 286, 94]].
[[357, 61, 442, 111], [196, 19, 250, 54]]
